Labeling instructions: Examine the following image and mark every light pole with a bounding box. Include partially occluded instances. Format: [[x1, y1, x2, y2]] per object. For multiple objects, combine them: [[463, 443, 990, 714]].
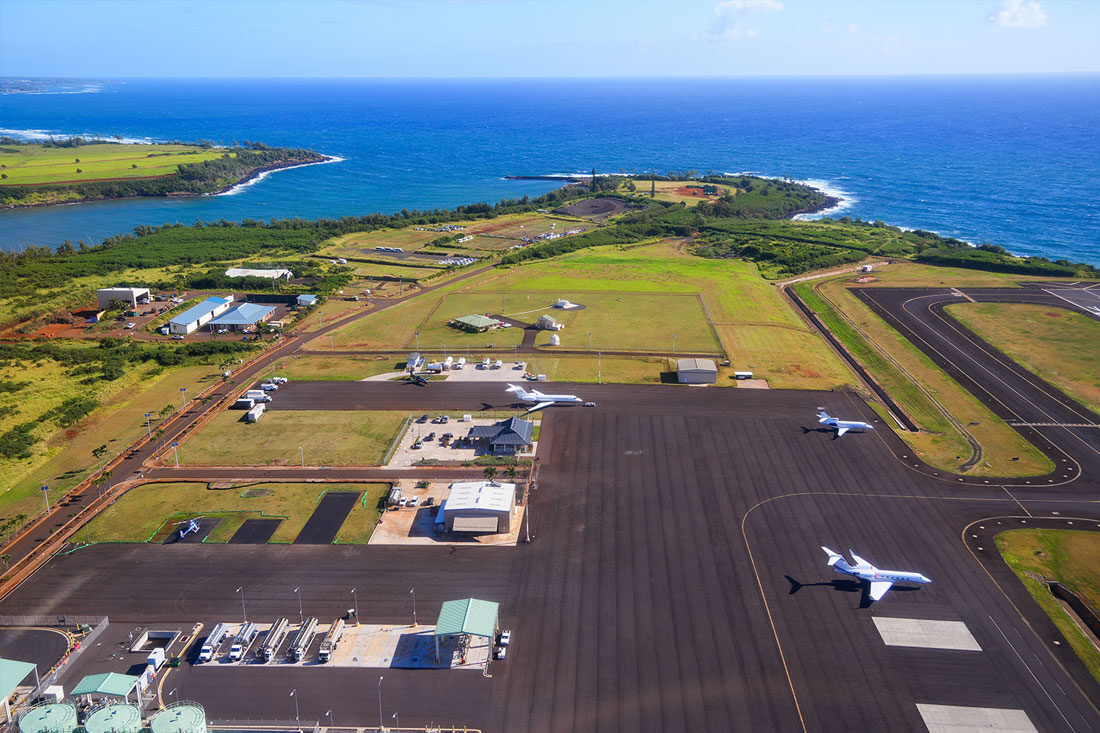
[[290, 689, 300, 733], [410, 588, 417, 628], [179, 387, 187, 412], [351, 588, 359, 625], [377, 677, 384, 733], [524, 495, 531, 543], [672, 333, 677, 354], [329, 333, 334, 351], [392, 712, 399, 732], [300, 446, 305, 468], [172, 442, 180, 469], [414, 331, 420, 352], [236, 586, 247, 623], [325, 710, 334, 730], [598, 351, 602, 384], [40, 485, 49, 514], [294, 586, 303, 624], [587, 331, 592, 351], [144, 412, 152, 437]]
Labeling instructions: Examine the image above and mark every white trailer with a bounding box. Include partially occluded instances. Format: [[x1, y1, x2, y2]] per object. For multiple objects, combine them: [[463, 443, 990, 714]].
[[455, 357, 466, 370], [246, 404, 266, 423], [233, 398, 255, 410], [245, 389, 272, 402], [734, 371, 754, 380]]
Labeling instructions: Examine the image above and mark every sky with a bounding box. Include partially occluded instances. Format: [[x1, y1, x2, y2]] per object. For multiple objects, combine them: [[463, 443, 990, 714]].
[[1, 0, 1098, 78]]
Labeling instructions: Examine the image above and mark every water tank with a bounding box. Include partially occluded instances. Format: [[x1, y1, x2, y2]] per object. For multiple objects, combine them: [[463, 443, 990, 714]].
[[19, 702, 77, 733], [151, 702, 207, 733], [548, 333, 560, 346], [84, 704, 142, 733]]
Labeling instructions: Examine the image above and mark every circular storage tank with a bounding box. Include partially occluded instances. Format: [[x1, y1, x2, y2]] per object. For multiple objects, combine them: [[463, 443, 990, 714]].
[[84, 703, 142, 733], [151, 703, 206, 733], [19, 702, 77, 733]]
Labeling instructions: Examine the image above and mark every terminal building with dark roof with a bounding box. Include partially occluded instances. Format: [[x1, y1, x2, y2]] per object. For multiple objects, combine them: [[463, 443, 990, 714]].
[[466, 417, 534, 455]]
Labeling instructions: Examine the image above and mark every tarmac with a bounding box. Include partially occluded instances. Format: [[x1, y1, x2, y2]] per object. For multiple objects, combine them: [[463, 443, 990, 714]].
[[1, 285, 1099, 731]]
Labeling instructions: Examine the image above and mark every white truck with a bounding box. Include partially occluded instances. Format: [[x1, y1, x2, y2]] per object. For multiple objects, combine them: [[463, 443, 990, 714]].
[[287, 617, 319, 662], [229, 622, 259, 661], [245, 390, 272, 402], [198, 623, 231, 663], [317, 618, 345, 663], [260, 618, 291, 663]]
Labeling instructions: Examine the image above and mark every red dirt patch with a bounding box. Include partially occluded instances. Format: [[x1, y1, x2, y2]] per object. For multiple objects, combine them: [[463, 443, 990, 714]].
[[1044, 312, 1062, 318], [675, 186, 710, 198]]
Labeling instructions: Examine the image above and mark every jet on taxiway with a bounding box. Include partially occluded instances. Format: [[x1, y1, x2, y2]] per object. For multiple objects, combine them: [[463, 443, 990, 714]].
[[507, 384, 583, 414], [817, 409, 874, 437], [821, 547, 931, 601]]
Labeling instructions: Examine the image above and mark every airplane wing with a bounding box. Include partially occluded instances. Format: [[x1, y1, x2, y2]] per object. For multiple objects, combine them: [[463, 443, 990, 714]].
[[849, 551, 873, 568], [868, 580, 894, 601], [836, 426, 849, 437], [524, 402, 555, 414]]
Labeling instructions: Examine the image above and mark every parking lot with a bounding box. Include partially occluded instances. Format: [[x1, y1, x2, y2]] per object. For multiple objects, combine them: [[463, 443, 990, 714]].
[[388, 415, 536, 467]]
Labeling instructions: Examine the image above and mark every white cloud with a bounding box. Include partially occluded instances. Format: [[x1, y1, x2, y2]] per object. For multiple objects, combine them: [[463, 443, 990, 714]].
[[848, 23, 859, 34], [989, 0, 1047, 28], [708, 0, 783, 41]]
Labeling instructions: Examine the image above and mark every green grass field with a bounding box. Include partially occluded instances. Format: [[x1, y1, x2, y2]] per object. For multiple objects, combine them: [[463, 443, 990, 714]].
[[83, 481, 389, 544], [319, 240, 855, 388], [0, 359, 222, 521], [0, 143, 229, 185], [179, 410, 408, 466], [265, 355, 404, 380], [997, 529, 1100, 684], [946, 302, 1100, 413], [797, 270, 1054, 476]]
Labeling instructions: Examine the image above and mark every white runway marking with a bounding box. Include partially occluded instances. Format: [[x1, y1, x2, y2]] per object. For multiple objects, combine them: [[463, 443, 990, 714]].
[[916, 703, 1036, 732], [871, 617, 981, 651]]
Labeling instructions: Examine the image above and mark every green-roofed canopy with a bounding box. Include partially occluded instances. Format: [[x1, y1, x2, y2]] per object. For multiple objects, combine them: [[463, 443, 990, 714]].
[[434, 598, 499, 639], [71, 672, 139, 699], [453, 315, 500, 330], [0, 658, 37, 701]]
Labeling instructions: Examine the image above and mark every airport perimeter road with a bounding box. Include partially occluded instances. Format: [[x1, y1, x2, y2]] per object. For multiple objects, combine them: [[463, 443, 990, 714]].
[[5, 385, 1100, 732], [856, 287, 1100, 495]]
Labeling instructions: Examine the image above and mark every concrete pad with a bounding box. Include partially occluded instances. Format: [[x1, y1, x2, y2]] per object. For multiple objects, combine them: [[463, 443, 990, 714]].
[[916, 703, 1036, 732], [371, 481, 526, 546], [872, 617, 981, 651]]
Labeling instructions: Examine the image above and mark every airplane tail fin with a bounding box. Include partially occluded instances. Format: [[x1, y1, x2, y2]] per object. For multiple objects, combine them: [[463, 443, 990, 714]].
[[817, 410, 832, 423], [505, 384, 524, 394], [821, 546, 843, 566]]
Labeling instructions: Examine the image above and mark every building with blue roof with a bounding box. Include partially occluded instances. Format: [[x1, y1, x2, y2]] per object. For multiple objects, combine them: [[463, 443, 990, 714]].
[[168, 296, 233, 334], [209, 303, 277, 331], [296, 294, 318, 307]]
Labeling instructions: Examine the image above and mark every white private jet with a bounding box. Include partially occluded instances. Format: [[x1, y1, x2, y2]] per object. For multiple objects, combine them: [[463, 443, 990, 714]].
[[817, 409, 874, 437], [506, 384, 583, 413], [821, 547, 931, 601]]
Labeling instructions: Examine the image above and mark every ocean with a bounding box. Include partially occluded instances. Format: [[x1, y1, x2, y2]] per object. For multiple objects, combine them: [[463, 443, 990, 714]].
[[1, 76, 1098, 265]]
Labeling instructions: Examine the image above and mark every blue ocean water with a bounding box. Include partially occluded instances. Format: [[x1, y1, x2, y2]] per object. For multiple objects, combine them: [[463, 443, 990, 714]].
[[1, 76, 1098, 265]]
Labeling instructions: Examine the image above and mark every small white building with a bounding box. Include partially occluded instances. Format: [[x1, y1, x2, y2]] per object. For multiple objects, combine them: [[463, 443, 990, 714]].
[[553, 298, 578, 309], [224, 267, 293, 280], [536, 314, 563, 331], [97, 287, 150, 310], [677, 358, 718, 384], [439, 481, 517, 534], [296, 294, 318, 308], [860, 264, 875, 273]]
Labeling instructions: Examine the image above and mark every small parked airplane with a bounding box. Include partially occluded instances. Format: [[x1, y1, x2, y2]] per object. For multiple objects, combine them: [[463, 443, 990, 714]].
[[821, 547, 931, 601], [817, 409, 874, 437], [506, 384, 583, 413]]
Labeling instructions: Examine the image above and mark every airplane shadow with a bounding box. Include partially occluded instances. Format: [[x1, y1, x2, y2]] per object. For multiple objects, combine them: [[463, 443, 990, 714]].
[[799, 426, 839, 440], [784, 575, 920, 609]]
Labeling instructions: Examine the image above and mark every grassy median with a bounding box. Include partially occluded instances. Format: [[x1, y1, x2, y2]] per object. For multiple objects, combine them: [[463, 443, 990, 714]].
[[179, 410, 407, 466], [946, 302, 1100, 414], [83, 481, 390, 544], [997, 529, 1100, 684]]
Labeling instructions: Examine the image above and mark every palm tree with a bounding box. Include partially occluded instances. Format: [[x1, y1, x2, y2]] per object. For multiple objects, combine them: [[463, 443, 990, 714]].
[[483, 466, 498, 483], [504, 465, 518, 482]]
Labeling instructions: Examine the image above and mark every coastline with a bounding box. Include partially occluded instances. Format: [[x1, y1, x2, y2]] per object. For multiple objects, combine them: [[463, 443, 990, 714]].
[[0, 154, 339, 211]]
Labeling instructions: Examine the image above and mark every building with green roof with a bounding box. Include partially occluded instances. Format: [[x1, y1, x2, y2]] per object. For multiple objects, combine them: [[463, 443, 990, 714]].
[[70, 673, 139, 702], [450, 314, 502, 333], [0, 658, 39, 723], [433, 598, 500, 662]]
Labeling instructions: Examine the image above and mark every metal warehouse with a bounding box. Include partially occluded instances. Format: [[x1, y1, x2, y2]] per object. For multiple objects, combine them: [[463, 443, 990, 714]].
[[96, 287, 150, 310], [676, 358, 718, 384], [208, 303, 276, 331], [168, 296, 233, 335], [439, 481, 516, 534]]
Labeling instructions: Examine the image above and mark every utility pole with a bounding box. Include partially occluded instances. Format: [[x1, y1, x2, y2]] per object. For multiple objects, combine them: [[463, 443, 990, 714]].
[[410, 588, 417, 628], [144, 412, 152, 437], [40, 485, 49, 514]]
